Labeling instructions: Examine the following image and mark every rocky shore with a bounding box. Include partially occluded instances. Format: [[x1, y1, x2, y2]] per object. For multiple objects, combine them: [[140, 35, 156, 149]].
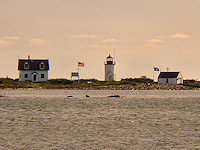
[[46, 83, 197, 90], [0, 85, 197, 90]]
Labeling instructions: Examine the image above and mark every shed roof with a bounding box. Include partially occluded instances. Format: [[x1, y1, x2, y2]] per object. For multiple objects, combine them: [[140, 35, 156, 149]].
[[158, 72, 180, 78], [18, 59, 49, 70]]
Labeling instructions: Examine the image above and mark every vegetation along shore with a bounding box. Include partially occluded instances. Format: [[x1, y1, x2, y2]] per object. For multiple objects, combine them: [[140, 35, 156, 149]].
[[0, 77, 199, 90]]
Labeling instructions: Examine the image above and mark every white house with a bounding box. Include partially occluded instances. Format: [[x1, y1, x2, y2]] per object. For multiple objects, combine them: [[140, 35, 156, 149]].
[[18, 56, 49, 82], [158, 72, 183, 84]]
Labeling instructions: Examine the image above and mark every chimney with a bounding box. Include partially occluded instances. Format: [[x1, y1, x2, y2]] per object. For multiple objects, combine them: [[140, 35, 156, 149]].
[[28, 55, 30, 60]]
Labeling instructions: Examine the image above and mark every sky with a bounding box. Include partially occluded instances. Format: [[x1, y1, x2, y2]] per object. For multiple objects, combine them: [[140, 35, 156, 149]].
[[0, 0, 200, 80]]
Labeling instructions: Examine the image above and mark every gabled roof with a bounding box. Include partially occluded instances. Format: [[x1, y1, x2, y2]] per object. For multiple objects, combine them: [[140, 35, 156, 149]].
[[158, 72, 180, 78], [18, 59, 49, 70]]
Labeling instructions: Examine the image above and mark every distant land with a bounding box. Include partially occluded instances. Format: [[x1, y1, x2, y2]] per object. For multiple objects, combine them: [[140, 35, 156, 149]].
[[0, 78, 199, 90]]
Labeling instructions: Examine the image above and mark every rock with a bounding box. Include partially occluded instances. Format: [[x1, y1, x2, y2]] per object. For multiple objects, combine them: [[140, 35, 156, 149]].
[[108, 95, 121, 98], [86, 95, 90, 98]]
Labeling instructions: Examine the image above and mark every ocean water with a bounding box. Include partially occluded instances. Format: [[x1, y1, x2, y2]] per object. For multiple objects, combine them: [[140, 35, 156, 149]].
[[0, 89, 200, 149]]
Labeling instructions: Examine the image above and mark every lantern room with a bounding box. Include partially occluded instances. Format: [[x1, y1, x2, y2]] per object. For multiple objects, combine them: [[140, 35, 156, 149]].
[[106, 55, 114, 64]]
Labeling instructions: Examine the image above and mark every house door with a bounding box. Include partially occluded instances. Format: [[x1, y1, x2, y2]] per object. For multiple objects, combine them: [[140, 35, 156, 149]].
[[31, 72, 38, 82], [33, 75, 37, 82]]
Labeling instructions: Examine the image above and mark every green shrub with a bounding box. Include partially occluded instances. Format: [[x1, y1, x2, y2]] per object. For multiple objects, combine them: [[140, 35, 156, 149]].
[[46, 79, 72, 85]]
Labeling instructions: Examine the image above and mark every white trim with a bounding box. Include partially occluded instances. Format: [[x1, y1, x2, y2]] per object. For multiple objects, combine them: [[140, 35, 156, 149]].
[[32, 72, 38, 82], [39, 62, 45, 70], [24, 62, 29, 69]]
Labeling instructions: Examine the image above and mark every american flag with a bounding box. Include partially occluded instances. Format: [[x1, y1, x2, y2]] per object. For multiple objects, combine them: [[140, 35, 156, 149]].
[[78, 62, 84, 67], [154, 67, 159, 71]]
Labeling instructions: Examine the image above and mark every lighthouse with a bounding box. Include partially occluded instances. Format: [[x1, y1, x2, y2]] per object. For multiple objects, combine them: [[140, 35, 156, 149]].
[[105, 54, 115, 82]]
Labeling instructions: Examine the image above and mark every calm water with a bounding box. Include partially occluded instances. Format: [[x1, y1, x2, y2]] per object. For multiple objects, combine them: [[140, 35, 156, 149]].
[[0, 89, 200, 149]]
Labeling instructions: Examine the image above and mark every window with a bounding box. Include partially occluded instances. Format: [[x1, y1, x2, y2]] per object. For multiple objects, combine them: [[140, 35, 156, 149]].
[[24, 62, 29, 69], [40, 62, 45, 69], [41, 74, 44, 78], [24, 74, 28, 78]]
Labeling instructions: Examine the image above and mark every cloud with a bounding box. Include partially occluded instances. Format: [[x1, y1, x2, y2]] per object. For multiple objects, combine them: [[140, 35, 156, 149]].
[[138, 43, 160, 49], [0, 36, 20, 46], [148, 39, 165, 43], [169, 33, 190, 39], [102, 38, 129, 43], [2, 36, 20, 40], [102, 38, 117, 43], [0, 39, 13, 46], [29, 38, 51, 46], [70, 34, 97, 39]]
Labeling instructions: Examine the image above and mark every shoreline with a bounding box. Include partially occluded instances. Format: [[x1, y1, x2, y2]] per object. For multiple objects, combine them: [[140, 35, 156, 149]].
[[1, 78, 199, 90], [0, 84, 198, 90]]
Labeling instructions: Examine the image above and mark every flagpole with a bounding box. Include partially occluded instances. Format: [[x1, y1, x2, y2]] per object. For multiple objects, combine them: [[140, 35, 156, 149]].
[[153, 67, 154, 82], [77, 62, 84, 83], [77, 66, 79, 83]]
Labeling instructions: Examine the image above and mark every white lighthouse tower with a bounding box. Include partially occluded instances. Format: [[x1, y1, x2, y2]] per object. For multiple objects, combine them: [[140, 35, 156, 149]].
[[105, 54, 115, 82]]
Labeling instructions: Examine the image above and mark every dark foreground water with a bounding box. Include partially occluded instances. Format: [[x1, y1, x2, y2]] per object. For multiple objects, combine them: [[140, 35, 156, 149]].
[[0, 89, 200, 149]]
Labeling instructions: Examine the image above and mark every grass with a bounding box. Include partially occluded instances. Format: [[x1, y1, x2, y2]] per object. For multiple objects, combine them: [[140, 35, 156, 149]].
[[0, 77, 198, 89]]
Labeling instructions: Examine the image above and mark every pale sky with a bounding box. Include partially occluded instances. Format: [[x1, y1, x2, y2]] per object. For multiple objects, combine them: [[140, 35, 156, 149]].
[[0, 0, 200, 80]]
